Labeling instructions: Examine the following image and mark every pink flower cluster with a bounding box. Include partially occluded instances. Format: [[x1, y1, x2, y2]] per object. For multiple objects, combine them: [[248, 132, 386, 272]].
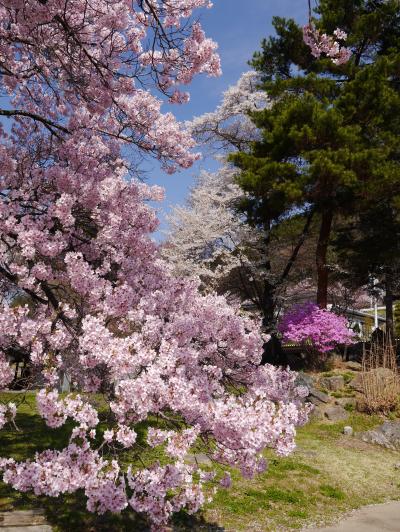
[[278, 302, 356, 353], [36, 390, 99, 430], [0, 440, 127, 512], [303, 24, 352, 65], [147, 426, 200, 460], [127, 460, 207, 527]]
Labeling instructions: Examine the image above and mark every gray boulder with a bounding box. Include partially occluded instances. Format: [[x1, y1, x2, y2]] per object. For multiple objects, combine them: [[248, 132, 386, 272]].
[[323, 404, 349, 422], [295, 372, 315, 390], [307, 388, 330, 405], [311, 403, 349, 422], [350, 367, 398, 393], [349, 371, 363, 392], [345, 361, 362, 371], [357, 421, 400, 450], [319, 375, 345, 392], [343, 426, 353, 436], [334, 397, 356, 408]]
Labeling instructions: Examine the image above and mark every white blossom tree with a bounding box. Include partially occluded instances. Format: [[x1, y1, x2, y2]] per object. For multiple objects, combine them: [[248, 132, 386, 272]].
[[187, 70, 270, 152], [165, 71, 316, 363], [163, 164, 264, 305], [164, 72, 270, 303]]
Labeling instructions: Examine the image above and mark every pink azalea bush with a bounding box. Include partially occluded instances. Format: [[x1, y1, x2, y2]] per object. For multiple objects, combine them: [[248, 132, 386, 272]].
[[0, 1, 310, 529], [303, 24, 352, 65], [278, 302, 355, 354]]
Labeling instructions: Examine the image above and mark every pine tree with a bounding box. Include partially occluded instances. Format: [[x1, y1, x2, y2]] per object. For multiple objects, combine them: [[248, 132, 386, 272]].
[[334, 200, 400, 340], [231, 0, 400, 309]]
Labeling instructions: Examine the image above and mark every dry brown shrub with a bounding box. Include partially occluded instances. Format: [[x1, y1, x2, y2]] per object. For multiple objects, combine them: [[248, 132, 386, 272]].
[[358, 338, 400, 414]]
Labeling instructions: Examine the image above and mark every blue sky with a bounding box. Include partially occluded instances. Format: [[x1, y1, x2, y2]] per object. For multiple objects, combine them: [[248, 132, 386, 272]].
[[147, 0, 307, 238]]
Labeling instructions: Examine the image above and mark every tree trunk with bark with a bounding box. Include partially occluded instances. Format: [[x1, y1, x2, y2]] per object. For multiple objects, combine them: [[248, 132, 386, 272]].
[[385, 271, 395, 342], [316, 208, 333, 308], [260, 211, 314, 366], [259, 222, 287, 365]]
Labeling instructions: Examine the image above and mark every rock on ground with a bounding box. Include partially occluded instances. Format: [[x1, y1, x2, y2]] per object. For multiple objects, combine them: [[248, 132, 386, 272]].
[[356, 420, 400, 450], [311, 404, 349, 422], [296, 372, 315, 390], [0, 527, 51, 532], [350, 368, 398, 393], [334, 397, 356, 408], [319, 376, 345, 392], [322, 404, 349, 422], [345, 361, 362, 371], [308, 389, 330, 405]]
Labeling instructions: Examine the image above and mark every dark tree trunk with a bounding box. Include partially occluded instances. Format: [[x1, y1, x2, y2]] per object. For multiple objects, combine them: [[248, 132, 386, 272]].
[[260, 212, 314, 367], [259, 222, 287, 365], [261, 278, 288, 365], [277, 208, 314, 287], [385, 271, 394, 343], [316, 208, 333, 308], [260, 222, 274, 327], [261, 333, 288, 366]]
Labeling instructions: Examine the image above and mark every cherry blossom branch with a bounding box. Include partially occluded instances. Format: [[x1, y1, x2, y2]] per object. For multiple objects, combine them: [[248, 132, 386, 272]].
[[0, 109, 69, 137], [303, 24, 352, 65]]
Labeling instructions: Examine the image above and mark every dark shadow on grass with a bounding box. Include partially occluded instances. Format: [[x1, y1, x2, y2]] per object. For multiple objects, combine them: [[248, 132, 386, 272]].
[[42, 492, 150, 532], [1, 486, 224, 532], [45, 499, 225, 532], [0, 398, 224, 531], [0, 413, 73, 461], [173, 512, 225, 532]]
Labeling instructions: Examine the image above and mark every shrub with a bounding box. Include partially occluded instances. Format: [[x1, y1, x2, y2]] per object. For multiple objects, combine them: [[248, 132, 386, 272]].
[[278, 302, 355, 354], [358, 340, 400, 414]]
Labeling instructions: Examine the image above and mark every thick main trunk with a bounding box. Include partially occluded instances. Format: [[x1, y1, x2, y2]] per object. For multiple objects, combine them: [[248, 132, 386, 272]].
[[261, 333, 287, 366], [260, 223, 287, 366], [316, 209, 333, 308], [260, 212, 314, 367], [261, 283, 286, 365], [385, 271, 394, 343]]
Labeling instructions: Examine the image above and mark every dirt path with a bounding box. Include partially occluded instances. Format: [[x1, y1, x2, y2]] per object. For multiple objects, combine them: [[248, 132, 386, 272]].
[[309, 501, 400, 531], [0, 510, 52, 531]]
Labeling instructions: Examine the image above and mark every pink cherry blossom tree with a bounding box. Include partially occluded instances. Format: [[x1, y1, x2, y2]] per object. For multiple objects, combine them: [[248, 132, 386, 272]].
[[0, 2, 310, 529]]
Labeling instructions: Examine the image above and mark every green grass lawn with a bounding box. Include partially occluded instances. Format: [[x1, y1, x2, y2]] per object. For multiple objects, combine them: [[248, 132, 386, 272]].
[[204, 412, 400, 531], [0, 392, 399, 531]]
